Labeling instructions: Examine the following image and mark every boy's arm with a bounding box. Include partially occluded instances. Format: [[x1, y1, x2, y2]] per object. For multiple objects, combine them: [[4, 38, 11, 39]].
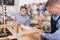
[[10, 15, 16, 23], [13, 17, 16, 23], [25, 19, 30, 26]]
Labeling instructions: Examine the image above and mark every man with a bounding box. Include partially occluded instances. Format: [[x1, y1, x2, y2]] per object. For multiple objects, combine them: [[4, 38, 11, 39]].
[[37, 0, 60, 40]]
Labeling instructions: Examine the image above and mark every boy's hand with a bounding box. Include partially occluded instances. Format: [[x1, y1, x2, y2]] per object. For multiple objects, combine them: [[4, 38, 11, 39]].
[[14, 17, 16, 23]]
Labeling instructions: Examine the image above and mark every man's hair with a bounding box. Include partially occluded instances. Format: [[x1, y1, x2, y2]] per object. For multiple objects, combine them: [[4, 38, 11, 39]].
[[46, 0, 60, 7], [20, 6, 27, 11]]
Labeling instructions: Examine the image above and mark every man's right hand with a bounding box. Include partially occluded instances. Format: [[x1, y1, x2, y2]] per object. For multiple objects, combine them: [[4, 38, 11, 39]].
[[35, 29, 44, 35], [38, 14, 45, 23]]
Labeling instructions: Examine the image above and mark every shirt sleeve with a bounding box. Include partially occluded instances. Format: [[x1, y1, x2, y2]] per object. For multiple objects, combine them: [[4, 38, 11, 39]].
[[7, 11, 15, 19], [56, 19, 60, 28], [25, 16, 30, 26], [25, 19, 30, 26], [41, 28, 60, 40]]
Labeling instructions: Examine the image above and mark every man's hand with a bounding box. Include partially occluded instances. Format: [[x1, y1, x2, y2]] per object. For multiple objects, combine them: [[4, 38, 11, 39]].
[[38, 14, 45, 23], [35, 29, 44, 35]]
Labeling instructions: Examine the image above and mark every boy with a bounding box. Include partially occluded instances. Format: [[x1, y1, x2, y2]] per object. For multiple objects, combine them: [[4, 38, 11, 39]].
[[36, 0, 60, 40], [13, 6, 30, 26]]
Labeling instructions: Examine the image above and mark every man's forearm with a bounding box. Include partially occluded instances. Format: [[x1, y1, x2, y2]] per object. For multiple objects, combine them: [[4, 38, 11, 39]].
[[41, 33, 58, 40]]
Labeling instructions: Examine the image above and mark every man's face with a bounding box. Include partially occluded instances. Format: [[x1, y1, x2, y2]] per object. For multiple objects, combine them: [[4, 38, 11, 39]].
[[46, 5, 60, 14], [20, 8, 27, 16]]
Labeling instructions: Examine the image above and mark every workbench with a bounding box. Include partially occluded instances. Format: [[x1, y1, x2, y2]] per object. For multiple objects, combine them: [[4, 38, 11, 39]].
[[0, 24, 44, 40]]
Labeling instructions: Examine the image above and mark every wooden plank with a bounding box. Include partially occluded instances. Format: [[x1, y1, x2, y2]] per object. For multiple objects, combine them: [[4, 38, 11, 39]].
[[22, 31, 38, 37], [0, 37, 9, 40], [0, 24, 19, 34], [0, 24, 18, 28], [14, 24, 19, 33]]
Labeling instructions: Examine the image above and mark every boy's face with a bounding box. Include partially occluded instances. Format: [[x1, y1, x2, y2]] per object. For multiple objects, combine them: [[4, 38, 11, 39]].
[[46, 4, 60, 14], [20, 8, 27, 16]]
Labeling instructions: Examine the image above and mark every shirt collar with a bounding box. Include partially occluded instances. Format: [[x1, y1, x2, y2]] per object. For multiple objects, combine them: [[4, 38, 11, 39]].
[[52, 13, 60, 21], [18, 12, 27, 17]]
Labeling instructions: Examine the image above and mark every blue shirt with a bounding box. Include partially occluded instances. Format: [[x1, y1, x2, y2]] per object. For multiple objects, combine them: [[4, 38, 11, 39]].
[[41, 14, 60, 40], [12, 12, 30, 26]]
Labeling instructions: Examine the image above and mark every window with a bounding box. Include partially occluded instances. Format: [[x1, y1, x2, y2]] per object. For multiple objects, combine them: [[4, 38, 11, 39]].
[[0, 0, 14, 6]]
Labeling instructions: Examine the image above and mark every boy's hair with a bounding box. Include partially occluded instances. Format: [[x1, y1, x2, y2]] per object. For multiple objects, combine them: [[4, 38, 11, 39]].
[[20, 6, 27, 11], [46, 0, 60, 7]]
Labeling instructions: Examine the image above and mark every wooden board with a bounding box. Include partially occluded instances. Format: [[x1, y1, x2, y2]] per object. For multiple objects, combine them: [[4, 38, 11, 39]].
[[0, 37, 9, 40], [0, 24, 43, 40]]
